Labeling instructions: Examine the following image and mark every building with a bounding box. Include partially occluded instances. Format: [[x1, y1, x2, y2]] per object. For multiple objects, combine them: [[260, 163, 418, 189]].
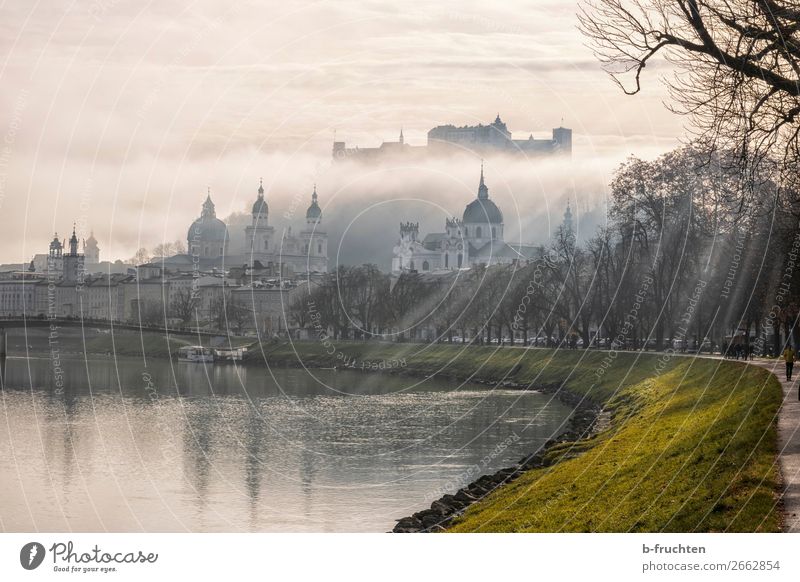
[[156, 182, 329, 276], [391, 165, 540, 273], [428, 114, 572, 156], [333, 129, 427, 162], [240, 181, 328, 273], [333, 114, 571, 162]]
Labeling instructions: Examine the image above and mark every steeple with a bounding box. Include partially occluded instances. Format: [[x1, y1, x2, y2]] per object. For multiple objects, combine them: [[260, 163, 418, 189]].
[[252, 179, 268, 219], [477, 161, 489, 200], [68, 224, 79, 256], [202, 189, 216, 218], [563, 200, 574, 238], [399, 127, 404, 145], [306, 184, 322, 223]]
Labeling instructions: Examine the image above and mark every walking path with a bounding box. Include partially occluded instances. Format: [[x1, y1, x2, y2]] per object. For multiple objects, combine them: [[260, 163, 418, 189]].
[[750, 358, 800, 532]]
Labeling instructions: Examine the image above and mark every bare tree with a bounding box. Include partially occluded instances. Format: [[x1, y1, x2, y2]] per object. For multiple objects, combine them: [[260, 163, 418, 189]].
[[126, 247, 151, 266], [209, 292, 252, 334], [578, 0, 800, 191], [153, 239, 187, 258], [169, 287, 198, 326]]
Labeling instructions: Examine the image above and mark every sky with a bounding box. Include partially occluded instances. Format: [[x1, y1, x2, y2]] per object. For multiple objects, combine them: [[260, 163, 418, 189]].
[[0, 0, 685, 268]]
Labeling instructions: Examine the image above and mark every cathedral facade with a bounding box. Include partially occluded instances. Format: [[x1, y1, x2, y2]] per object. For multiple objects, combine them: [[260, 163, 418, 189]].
[[391, 166, 540, 273], [182, 181, 328, 274]]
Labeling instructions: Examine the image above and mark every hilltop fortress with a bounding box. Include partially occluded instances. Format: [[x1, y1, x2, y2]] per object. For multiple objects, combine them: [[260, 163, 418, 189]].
[[333, 114, 571, 162]]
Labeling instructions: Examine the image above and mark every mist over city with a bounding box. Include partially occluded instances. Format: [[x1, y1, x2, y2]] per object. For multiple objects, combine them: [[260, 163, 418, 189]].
[[1, 0, 799, 572]]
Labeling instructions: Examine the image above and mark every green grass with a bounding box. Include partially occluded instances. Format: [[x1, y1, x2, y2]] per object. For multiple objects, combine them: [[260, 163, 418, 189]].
[[249, 342, 782, 532], [447, 354, 781, 532]]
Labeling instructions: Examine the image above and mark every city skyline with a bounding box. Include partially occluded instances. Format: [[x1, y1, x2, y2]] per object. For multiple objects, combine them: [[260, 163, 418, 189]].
[[0, 0, 683, 266]]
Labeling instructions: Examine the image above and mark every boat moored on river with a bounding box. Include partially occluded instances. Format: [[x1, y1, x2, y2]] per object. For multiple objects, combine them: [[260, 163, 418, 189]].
[[177, 345, 214, 362]]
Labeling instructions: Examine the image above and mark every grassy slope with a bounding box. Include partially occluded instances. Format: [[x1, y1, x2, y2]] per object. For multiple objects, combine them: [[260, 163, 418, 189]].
[[448, 355, 781, 532], [250, 342, 782, 532]]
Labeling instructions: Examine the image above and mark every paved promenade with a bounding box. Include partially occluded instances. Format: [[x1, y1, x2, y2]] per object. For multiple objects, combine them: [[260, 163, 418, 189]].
[[751, 359, 800, 532]]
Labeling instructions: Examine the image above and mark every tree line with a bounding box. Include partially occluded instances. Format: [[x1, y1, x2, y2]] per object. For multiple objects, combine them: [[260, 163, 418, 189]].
[[291, 145, 800, 354]]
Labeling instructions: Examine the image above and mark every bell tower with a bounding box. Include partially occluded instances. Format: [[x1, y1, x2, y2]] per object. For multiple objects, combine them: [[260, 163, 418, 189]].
[[244, 178, 275, 266]]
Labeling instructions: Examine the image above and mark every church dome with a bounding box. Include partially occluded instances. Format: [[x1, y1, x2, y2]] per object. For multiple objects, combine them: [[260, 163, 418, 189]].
[[187, 215, 228, 243], [187, 193, 229, 247], [252, 180, 268, 216], [306, 185, 321, 221], [462, 164, 503, 224], [462, 198, 503, 224], [252, 197, 268, 216]]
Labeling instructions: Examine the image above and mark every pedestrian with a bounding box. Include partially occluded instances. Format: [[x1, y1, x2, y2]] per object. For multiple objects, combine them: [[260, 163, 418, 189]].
[[782, 344, 796, 382]]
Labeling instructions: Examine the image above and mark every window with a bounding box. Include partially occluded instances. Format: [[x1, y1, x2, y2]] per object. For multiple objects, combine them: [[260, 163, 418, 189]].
[[445, 254, 449, 268], [476, 226, 482, 238], [457, 254, 463, 268], [318, 243, 322, 254], [422, 261, 429, 271], [410, 260, 415, 270], [464, 227, 468, 237], [492, 227, 496, 239], [264, 240, 269, 250]]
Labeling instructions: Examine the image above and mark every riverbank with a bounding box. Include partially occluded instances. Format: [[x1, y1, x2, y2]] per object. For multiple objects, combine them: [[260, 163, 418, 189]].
[[244, 341, 782, 532], [5, 328, 254, 359], [12, 332, 783, 532]]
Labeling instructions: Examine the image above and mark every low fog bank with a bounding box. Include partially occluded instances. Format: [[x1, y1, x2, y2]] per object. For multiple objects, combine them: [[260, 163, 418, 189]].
[[2, 146, 664, 269]]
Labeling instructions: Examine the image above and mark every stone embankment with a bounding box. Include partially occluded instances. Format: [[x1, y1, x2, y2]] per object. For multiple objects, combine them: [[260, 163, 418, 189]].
[[393, 382, 603, 533]]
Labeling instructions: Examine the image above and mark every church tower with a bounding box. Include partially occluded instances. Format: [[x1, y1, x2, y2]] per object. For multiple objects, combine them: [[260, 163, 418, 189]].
[[47, 233, 64, 275], [244, 179, 275, 266], [462, 163, 504, 249], [62, 225, 85, 284], [84, 231, 100, 266], [562, 200, 575, 242], [300, 185, 328, 272]]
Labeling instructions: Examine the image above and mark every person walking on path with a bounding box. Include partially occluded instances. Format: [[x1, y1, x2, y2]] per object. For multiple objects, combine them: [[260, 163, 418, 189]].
[[783, 344, 796, 383]]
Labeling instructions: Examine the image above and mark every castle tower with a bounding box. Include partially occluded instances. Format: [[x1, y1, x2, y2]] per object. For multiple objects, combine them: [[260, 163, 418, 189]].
[[552, 126, 572, 156], [392, 222, 420, 273], [399, 221, 419, 243]]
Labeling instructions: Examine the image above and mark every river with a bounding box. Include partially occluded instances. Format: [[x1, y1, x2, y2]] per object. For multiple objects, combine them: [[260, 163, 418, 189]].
[[0, 354, 572, 532]]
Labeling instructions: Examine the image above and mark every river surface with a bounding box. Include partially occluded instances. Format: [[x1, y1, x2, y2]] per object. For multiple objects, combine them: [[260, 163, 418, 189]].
[[0, 355, 572, 532]]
